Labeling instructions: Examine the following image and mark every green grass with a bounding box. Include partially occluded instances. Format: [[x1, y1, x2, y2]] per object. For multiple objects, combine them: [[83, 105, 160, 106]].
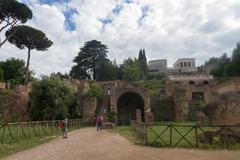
[[109, 126, 137, 143], [111, 122, 240, 150], [0, 89, 13, 95], [0, 123, 82, 158], [0, 135, 57, 158]]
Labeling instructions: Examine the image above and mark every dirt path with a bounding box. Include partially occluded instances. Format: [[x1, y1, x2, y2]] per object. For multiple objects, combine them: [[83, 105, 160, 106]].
[[3, 128, 240, 160]]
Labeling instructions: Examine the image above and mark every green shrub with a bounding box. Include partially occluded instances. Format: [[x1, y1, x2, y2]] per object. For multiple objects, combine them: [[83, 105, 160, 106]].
[[0, 68, 4, 81], [31, 75, 73, 120], [108, 111, 117, 123], [83, 82, 102, 99]]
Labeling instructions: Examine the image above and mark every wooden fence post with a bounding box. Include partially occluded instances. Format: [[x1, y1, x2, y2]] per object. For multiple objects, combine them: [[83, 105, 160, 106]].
[[1, 125, 6, 144], [170, 123, 172, 146], [195, 125, 199, 147], [145, 123, 148, 145]]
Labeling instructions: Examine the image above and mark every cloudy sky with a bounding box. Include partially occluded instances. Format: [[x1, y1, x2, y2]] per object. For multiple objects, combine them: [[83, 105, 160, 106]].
[[1, 0, 240, 76]]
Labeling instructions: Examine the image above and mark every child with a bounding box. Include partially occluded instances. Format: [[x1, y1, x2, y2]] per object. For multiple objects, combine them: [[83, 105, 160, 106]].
[[60, 118, 68, 138]]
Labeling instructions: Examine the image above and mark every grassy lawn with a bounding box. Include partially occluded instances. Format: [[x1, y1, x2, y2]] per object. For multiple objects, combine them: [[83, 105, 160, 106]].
[[111, 122, 240, 150], [0, 122, 82, 158], [147, 122, 218, 148], [0, 135, 57, 158], [109, 126, 137, 143]]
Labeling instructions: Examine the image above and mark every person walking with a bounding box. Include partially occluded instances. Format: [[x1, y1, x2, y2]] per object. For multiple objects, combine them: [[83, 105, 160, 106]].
[[96, 114, 104, 131], [60, 118, 68, 138]]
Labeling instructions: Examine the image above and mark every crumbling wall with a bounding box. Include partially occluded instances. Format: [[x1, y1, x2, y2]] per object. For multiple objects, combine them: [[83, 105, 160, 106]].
[[202, 92, 240, 125], [82, 96, 97, 123], [0, 86, 30, 122]]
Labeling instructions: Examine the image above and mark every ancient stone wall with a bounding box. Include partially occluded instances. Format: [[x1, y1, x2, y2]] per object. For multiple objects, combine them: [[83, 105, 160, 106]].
[[82, 97, 97, 123], [0, 85, 30, 122], [213, 78, 240, 94], [202, 92, 240, 125], [0, 82, 6, 90]]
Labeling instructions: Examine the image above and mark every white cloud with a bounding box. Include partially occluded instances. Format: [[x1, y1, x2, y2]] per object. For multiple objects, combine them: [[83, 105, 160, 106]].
[[1, 0, 240, 76]]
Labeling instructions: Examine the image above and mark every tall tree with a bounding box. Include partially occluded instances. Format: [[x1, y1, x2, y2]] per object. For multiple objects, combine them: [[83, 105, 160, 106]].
[[96, 59, 120, 81], [0, 0, 32, 47], [0, 67, 3, 81], [70, 40, 108, 80], [230, 43, 240, 76], [210, 53, 231, 77], [122, 58, 143, 82], [138, 49, 148, 79], [6, 25, 53, 84]]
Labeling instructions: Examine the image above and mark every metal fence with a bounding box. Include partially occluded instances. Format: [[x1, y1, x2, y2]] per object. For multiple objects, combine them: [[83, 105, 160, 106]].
[[130, 121, 240, 149], [0, 119, 83, 151]]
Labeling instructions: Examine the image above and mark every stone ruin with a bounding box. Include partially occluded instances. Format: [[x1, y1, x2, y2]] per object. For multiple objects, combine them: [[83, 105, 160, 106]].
[[74, 81, 153, 125], [0, 85, 30, 122], [164, 76, 240, 125], [1, 76, 240, 126], [202, 92, 240, 125]]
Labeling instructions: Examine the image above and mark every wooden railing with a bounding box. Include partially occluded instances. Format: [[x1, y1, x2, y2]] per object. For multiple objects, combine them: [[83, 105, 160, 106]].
[[0, 119, 83, 148], [130, 121, 240, 149]]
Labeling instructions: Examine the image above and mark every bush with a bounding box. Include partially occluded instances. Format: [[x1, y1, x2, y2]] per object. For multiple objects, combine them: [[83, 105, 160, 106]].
[[145, 72, 166, 80], [108, 111, 117, 123], [0, 68, 3, 81], [83, 82, 102, 99], [31, 75, 74, 120]]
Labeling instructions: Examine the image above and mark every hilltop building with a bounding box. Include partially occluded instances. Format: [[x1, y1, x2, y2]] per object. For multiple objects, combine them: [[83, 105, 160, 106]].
[[148, 59, 167, 72], [173, 58, 197, 73]]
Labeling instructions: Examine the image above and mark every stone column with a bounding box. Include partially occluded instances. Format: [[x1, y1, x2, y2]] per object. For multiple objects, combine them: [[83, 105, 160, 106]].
[[136, 109, 142, 122]]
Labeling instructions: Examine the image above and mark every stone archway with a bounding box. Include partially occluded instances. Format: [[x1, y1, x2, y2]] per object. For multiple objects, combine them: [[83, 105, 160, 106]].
[[117, 91, 145, 124]]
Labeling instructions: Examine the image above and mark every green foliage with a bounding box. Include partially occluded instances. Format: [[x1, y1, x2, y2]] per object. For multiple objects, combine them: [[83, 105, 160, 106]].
[[135, 80, 164, 95], [6, 25, 53, 51], [121, 58, 143, 82], [206, 43, 240, 77], [210, 53, 231, 77], [145, 72, 166, 80], [83, 82, 102, 99], [0, 89, 13, 95], [70, 40, 108, 80], [0, 67, 3, 81], [0, 58, 25, 84], [51, 72, 70, 80], [0, 0, 32, 23], [31, 75, 73, 120], [230, 43, 240, 76], [96, 59, 121, 81], [6, 25, 52, 84], [138, 49, 148, 77], [108, 111, 117, 123], [0, 0, 32, 47]]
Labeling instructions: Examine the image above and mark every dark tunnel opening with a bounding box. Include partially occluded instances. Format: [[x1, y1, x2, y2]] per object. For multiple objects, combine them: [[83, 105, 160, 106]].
[[117, 92, 144, 125]]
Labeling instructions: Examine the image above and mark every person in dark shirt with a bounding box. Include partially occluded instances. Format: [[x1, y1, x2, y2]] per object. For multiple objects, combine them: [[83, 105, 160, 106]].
[[96, 114, 104, 131]]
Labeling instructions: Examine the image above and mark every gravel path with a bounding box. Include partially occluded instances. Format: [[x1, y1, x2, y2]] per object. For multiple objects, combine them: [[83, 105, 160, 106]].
[[3, 128, 240, 160]]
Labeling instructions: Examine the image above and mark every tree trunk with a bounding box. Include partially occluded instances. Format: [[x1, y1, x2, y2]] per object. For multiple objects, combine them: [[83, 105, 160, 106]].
[[24, 48, 31, 85]]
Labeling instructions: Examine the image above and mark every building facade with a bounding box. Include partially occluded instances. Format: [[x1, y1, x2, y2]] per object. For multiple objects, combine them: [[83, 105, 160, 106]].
[[148, 59, 167, 72], [173, 58, 197, 73]]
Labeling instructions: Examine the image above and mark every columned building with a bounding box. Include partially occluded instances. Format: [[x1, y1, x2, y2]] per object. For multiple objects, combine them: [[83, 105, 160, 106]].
[[173, 58, 197, 73], [148, 59, 167, 72]]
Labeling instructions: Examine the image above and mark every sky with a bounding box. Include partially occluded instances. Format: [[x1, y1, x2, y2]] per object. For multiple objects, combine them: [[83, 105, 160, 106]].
[[1, 0, 240, 76]]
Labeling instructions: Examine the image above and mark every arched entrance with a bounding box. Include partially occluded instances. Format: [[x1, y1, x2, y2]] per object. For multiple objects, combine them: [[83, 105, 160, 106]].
[[117, 91, 145, 124]]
